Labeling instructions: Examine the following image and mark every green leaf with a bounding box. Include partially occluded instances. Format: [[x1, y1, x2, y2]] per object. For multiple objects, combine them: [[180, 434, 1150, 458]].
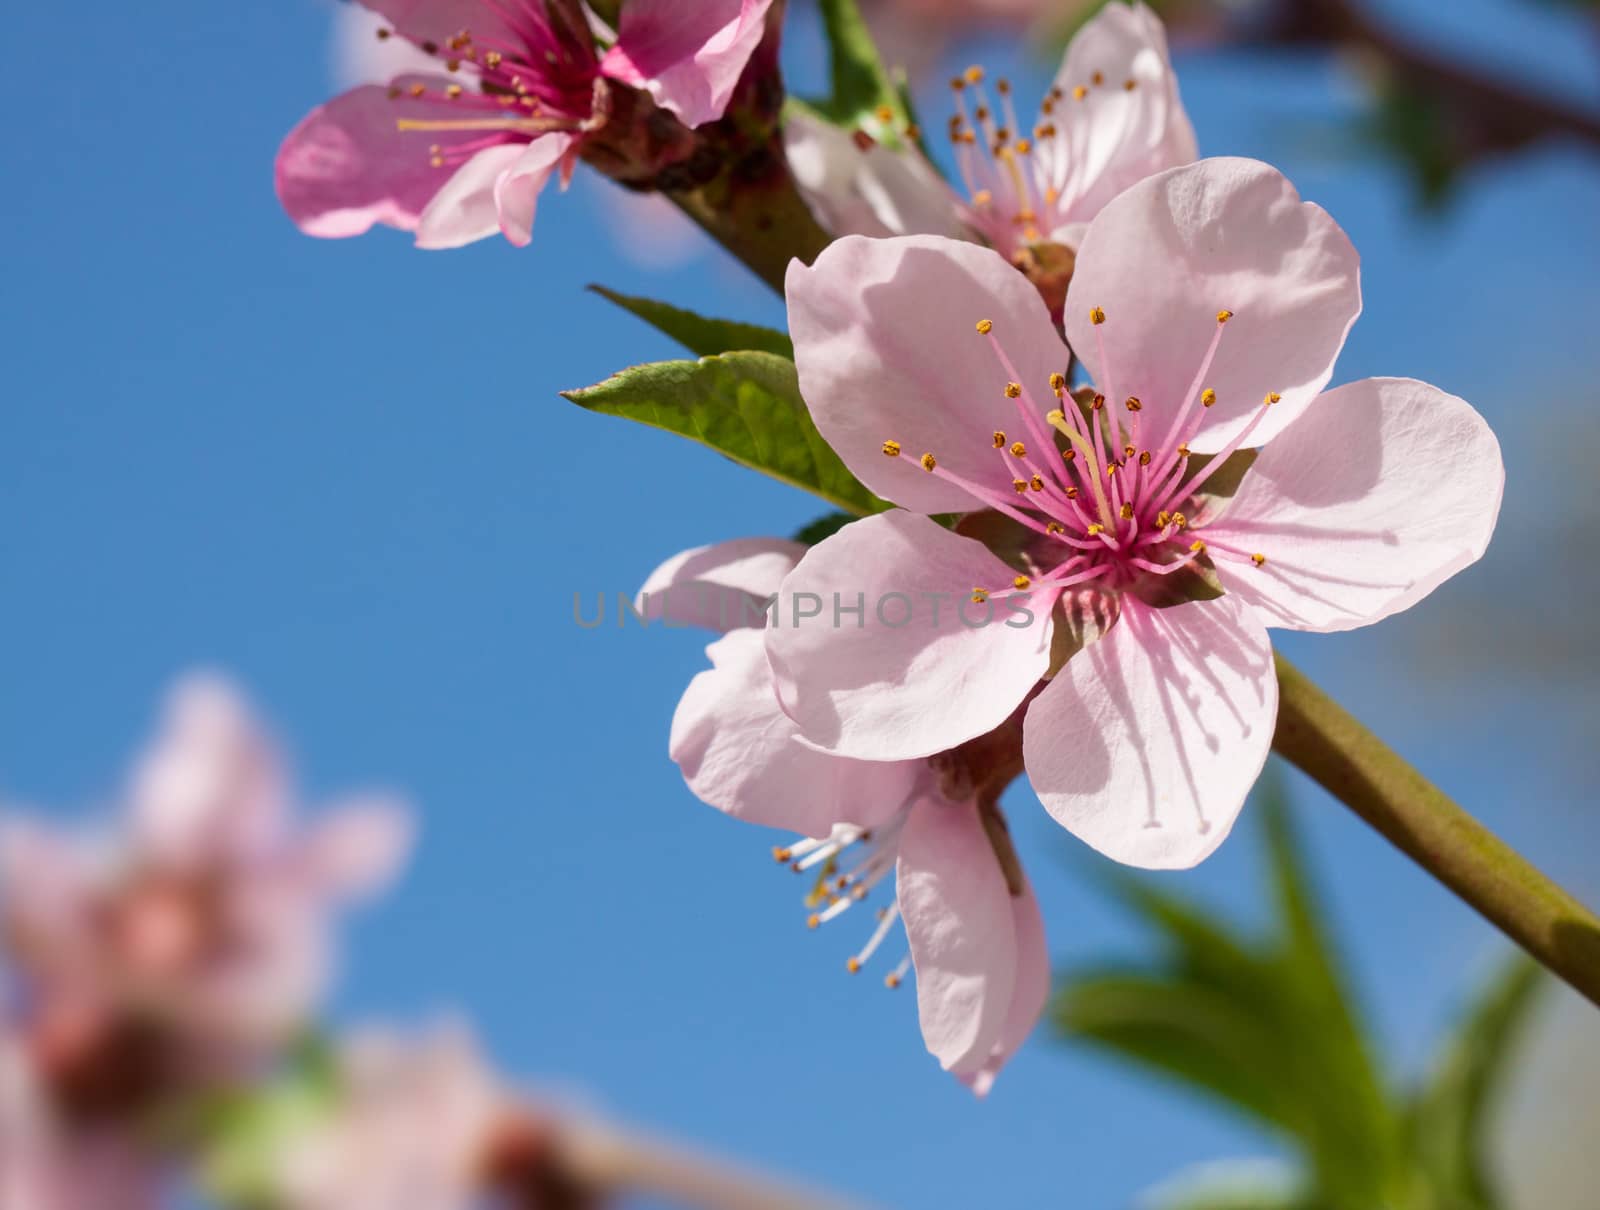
[[813, 0, 907, 130], [793, 511, 858, 545], [1407, 955, 1544, 1210], [589, 285, 793, 360], [563, 352, 890, 517]]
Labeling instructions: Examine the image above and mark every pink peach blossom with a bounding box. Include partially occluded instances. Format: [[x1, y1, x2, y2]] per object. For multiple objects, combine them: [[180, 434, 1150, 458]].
[[787, 1, 1195, 259], [777, 156, 1503, 870], [0, 675, 412, 1061], [644, 540, 1048, 1092], [277, 0, 772, 249]]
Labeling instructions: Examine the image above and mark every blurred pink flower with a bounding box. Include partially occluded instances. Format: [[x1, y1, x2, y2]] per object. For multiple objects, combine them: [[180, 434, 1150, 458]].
[[276, 1026, 507, 1210], [0, 675, 411, 1063], [277, 0, 773, 249], [642, 540, 1048, 1093], [0, 1030, 160, 1210], [787, 1, 1194, 259], [777, 157, 1503, 869]]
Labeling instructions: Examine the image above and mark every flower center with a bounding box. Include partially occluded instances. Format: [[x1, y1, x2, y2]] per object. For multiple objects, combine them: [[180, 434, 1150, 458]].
[[374, 6, 598, 170], [947, 64, 1137, 255], [884, 308, 1275, 606], [771, 815, 912, 989]]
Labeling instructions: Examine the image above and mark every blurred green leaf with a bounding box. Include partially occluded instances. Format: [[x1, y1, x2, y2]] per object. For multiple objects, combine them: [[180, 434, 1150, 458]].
[[588, 285, 794, 360], [562, 352, 890, 516], [812, 0, 909, 132], [793, 511, 858, 545], [1407, 956, 1544, 1210]]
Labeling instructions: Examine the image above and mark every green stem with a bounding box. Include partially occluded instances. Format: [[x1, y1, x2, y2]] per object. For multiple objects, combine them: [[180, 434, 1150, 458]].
[[1272, 653, 1600, 1007]]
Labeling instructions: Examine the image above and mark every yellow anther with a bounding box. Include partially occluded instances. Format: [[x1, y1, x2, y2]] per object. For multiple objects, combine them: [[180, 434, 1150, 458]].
[[847, 957, 862, 974], [1177, 443, 1191, 458], [1124, 443, 1136, 459], [484, 51, 503, 68], [972, 587, 990, 603], [1046, 521, 1065, 534], [1251, 552, 1267, 567], [1264, 391, 1282, 405], [1089, 306, 1106, 325], [1119, 503, 1134, 520], [965, 65, 985, 83], [1010, 441, 1027, 457], [1005, 382, 1022, 399], [1065, 486, 1080, 499], [376, 27, 393, 39], [1172, 512, 1188, 529], [1062, 449, 1077, 463], [1029, 475, 1045, 492], [1087, 523, 1105, 536], [1125, 396, 1142, 412], [1013, 575, 1032, 590], [446, 83, 464, 99], [1106, 462, 1119, 477], [1015, 138, 1032, 154], [1092, 71, 1104, 85], [996, 78, 1011, 95], [772, 846, 792, 862], [1091, 393, 1106, 411], [1049, 372, 1067, 392], [920, 452, 937, 472], [1138, 450, 1152, 466], [1046, 408, 1065, 425], [1216, 309, 1234, 324], [950, 75, 966, 91], [429, 155, 445, 168], [992, 431, 1006, 448], [1156, 511, 1172, 528], [1201, 389, 1217, 407], [976, 318, 994, 334], [1012, 479, 1028, 494], [409, 83, 427, 97], [807, 914, 820, 930], [882, 440, 901, 457], [875, 104, 894, 123], [1072, 85, 1088, 100], [885, 973, 902, 989], [1124, 79, 1137, 90], [1190, 539, 1207, 553]]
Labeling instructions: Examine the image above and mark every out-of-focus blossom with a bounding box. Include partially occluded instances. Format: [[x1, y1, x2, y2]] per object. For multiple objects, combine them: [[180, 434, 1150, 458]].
[[0, 1030, 161, 1210], [0, 675, 411, 1063], [777, 157, 1503, 869], [643, 540, 1049, 1093], [277, 0, 774, 250], [787, 1, 1194, 261], [275, 1026, 509, 1210]]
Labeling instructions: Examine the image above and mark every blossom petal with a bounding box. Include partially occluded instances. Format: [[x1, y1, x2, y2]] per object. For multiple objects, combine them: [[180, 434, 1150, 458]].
[[1024, 595, 1276, 869], [636, 538, 805, 631], [415, 143, 528, 250], [766, 512, 1053, 761], [787, 235, 1071, 514], [1064, 158, 1361, 455], [600, 0, 774, 128], [299, 799, 415, 902], [1205, 377, 1504, 632], [491, 134, 575, 247], [959, 879, 1049, 1098], [670, 630, 917, 836], [276, 80, 478, 239], [1043, 0, 1197, 228], [785, 110, 970, 241], [896, 799, 1017, 1078]]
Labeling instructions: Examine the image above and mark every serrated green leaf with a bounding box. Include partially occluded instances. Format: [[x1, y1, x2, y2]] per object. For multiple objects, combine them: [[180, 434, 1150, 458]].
[[563, 351, 890, 517], [588, 285, 793, 360], [1407, 955, 1544, 1210]]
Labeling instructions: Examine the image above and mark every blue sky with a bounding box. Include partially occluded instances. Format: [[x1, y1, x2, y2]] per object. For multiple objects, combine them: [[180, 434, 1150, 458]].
[[2, 1, 1597, 1206]]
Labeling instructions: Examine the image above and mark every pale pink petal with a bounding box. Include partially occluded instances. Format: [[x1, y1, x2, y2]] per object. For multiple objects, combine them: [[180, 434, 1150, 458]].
[[896, 800, 1017, 1078], [414, 143, 528, 250], [786, 235, 1070, 514], [1023, 595, 1276, 869], [276, 79, 481, 239], [1064, 158, 1361, 455], [636, 538, 805, 630], [784, 110, 970, 240], [601, 0, 774, 128], [1044, 0, 1197, 227], [128, 675, 286, 869], [671, 631, 917, 837], [1205, 377, 1504, 633], [298, 799, 415, 902], [960, 880, 1049, 1097], [765, 512, 1053, 761], [492, 134, 576, 248]]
